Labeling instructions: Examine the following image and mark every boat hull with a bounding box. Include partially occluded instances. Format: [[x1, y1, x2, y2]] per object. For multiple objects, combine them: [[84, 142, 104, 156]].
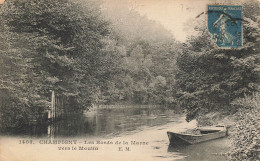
[[167, 126, 227, 145]]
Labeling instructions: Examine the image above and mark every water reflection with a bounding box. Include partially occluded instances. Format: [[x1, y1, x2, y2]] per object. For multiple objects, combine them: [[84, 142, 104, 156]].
[[34, 106, 179, 138]]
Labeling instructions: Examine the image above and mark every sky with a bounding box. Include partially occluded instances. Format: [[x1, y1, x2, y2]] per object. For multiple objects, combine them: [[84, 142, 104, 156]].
[[128, 0, 209, 42], [103, 0, 245, 42]]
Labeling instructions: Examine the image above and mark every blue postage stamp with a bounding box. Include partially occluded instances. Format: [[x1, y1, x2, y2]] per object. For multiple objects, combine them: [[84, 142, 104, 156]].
[[208, 5, 242, 48]]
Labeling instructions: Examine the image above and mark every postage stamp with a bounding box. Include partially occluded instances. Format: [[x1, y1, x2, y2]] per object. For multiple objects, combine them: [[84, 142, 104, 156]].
[[208, 5, 242, 48]]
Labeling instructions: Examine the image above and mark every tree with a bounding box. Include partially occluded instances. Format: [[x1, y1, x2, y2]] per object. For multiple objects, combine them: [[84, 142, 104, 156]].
[[175, 0, 260, 121], [0, 0, 110, 128], [100, 2, 179, 105]]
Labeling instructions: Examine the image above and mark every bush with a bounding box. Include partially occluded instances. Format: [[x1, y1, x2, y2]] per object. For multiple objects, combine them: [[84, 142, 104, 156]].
[[229, 93, 260, 161]]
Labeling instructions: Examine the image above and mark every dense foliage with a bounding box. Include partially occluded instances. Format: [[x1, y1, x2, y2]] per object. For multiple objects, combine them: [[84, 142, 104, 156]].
[[175, 0, 260, 121], [230, 93, 260, 160], [98, 40, 177, 105], [0, 0, 111, 128], [98, 3, 178, 105]]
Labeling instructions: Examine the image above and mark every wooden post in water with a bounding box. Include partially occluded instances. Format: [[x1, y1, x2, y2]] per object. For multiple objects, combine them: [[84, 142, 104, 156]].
[[55, 95, 57, 119], [48, 105, 51, 120], [56, 96, 58, 118], [51, 90, 55, 121], [48, 90, 64, 121], [61, 96, 64, 119], [57, 96, 60, 118]]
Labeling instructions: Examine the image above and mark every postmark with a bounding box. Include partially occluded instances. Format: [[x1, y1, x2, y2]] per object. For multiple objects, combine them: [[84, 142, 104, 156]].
[[208, 5, 242, 48]]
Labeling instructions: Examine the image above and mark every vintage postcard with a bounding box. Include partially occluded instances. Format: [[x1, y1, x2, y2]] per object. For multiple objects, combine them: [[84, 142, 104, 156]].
[[0, 0, 259, 161]]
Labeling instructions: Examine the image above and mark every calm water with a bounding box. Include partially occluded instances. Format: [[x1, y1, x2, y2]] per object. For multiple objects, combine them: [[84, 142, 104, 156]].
[[13, 106, 181, 137], [1, 106, 231, 161]]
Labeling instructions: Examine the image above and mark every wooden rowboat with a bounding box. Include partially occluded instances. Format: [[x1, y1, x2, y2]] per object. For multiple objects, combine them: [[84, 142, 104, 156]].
[[167, 125, 227, 145]]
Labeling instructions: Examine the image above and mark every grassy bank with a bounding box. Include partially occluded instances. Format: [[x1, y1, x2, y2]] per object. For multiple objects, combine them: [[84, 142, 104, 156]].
[[196, 93, 260, 161], [229, 93, 260, 161]]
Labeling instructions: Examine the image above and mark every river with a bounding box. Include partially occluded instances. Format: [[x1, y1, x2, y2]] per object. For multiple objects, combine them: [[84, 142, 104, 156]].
[[0, 106, 231, 161]]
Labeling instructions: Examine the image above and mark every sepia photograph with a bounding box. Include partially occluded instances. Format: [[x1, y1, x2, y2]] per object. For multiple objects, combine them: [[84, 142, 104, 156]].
[[0, 0, 259, 161]]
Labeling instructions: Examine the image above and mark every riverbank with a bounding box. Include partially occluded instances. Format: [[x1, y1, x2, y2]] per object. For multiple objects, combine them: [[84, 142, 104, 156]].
[[196, 105, 260, 160]]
